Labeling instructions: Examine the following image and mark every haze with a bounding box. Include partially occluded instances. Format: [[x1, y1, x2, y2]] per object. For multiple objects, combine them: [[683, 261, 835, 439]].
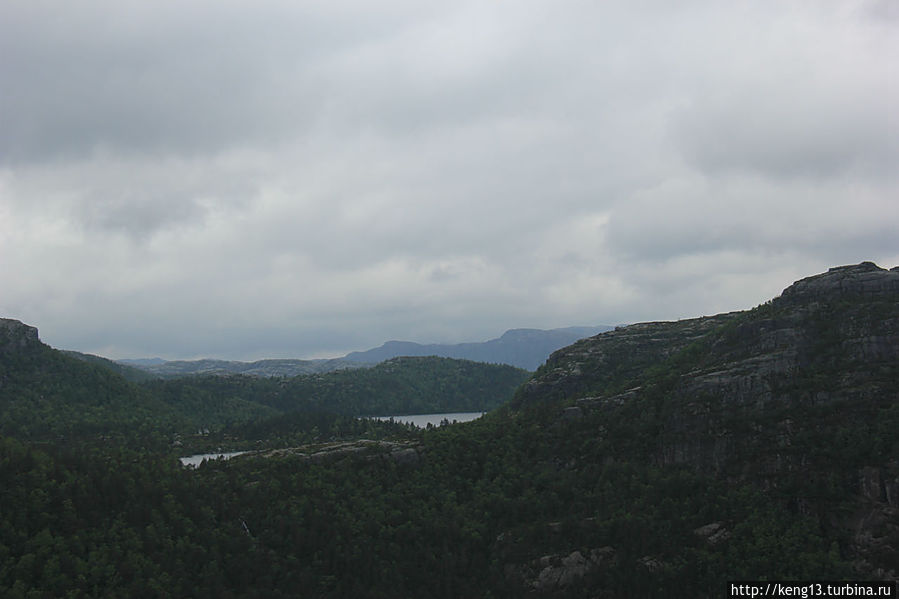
[[1, 0, 896, 360]]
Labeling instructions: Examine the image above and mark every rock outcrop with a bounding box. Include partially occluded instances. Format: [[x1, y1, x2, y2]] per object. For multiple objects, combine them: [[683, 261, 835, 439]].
[[0, 318, 41, 353], [519, 261, 898, 424], [509, 262, 899, 579], [778, 262, 899, 303], [250, 440, 422, 465], [515, 312, 738, 407], [505, 547, 616, 594]]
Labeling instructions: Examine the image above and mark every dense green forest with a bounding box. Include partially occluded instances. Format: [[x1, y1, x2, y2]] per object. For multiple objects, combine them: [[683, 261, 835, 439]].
[[1, 263, 898, 596], [146, 356, 530, 424], [0, 339, 185, 445], [0, 334, 527, 448], [0, 411, 851, 598]]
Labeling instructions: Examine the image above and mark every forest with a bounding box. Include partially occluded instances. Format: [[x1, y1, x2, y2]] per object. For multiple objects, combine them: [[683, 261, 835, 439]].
[[1, 263, 898, 597]]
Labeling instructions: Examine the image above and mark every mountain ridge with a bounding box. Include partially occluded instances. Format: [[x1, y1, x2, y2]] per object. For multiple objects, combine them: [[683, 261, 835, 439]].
[[123, 356, 369, 379], [503, 261, 899, 585], [0, 320, 530, 442], [343, 325, 614, 371], [112, 325, 614, 377], [1, 262, 897, 595]]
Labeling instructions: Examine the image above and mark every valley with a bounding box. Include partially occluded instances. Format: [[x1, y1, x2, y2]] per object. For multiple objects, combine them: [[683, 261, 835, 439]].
[[1, 262, 897, 597]]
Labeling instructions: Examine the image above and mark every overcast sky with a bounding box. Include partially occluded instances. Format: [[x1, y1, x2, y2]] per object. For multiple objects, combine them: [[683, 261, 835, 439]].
[[1, 0, 896, 360]]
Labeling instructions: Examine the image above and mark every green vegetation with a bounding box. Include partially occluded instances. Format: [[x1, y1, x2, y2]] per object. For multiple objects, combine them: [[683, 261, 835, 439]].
[[0, 409, 852, 598], [145, 356, 529, 421], [61, 351, 158, 383], [0, 346, 527, 448], [0, 341, 185, 446], [1, 265, 897, 596]]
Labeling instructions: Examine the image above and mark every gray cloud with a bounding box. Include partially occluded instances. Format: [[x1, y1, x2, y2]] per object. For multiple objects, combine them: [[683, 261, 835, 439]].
[[1, 0, 896, 360], [0, 2, 404, 162], [671, 59, 896, 180]]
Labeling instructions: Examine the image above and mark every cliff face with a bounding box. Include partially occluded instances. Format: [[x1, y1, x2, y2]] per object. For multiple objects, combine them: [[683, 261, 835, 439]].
[[779, 262, 899, 302], [520, 263, 899, 410], [0, 318, 41, 353], [511, 262, 899, 579]]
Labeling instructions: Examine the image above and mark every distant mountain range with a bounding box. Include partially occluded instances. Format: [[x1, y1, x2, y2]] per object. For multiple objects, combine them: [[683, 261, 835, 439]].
[[0, 319, 530, 440], [2, 263, 898, 592], [343, 326, 613, 371], [112, 325, 613, 378], [114, 356, 367, 379]]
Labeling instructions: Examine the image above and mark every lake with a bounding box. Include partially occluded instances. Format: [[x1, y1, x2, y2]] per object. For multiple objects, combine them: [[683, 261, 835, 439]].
[[179, 451, 249, 467], [180, 412, 486, 465], [370, 412, 485, 428]]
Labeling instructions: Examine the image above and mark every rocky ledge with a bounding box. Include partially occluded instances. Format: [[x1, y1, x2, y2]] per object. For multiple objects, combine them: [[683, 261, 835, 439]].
[[777, 262, 899, 303], [250, 439, 421, 465]]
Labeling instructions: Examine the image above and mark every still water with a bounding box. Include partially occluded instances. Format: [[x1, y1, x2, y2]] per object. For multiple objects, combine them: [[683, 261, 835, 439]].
[[370, 412, 485, 428], [180, 413, 486, 465]]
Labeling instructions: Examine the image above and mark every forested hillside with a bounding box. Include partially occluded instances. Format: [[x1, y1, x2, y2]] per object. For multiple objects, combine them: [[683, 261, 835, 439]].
[[500, 262, 899, 591], [115, 325, 610, 376], [146, 356, 530, 424], [0, 319, 527, 446], [0, 320, 186, 444], [1, 263, 897, 597]]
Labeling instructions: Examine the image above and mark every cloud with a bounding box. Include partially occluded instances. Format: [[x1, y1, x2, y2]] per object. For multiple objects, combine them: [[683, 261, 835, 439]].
[[670, 27, 896, 180], [0, 0, 896, 359]]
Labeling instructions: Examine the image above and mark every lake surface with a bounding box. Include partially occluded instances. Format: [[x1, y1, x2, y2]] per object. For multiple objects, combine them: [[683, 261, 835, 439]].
[[370, 412, 485, 428], [180, 413, 486, 465], [179, 451, 249, 467]]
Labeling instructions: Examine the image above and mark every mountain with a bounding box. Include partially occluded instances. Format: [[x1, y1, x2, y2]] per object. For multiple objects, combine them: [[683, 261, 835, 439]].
[[3, 263, 898, 597], [62, 350, 158, 382], [0, 318, 187, 442], [518, 261, 899, 411], [343, 325, 614, 371], [146, 356, 530, 426], [123, 356, 369, 379], [117, 357, 166, 367], [497, 261, 899, 589], [114, 325, 611, 379], [0, 317, 529, 441]]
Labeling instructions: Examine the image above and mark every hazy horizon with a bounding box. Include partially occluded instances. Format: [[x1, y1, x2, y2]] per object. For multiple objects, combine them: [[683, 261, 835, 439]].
[[60, 322, 614, 362], [2, 1, 896, 360]]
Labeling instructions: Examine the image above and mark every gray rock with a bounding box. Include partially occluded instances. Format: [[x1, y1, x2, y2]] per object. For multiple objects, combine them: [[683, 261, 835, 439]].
[[0, 318, 40, 353], [508, 546, 616, 594], [638, 555, 667, 573], [778, 262, 899, 303], [389, 447, 420, 465], [693, 522, 731, 546], [509, 262, 899, 577], [535, 550, 590, 591]]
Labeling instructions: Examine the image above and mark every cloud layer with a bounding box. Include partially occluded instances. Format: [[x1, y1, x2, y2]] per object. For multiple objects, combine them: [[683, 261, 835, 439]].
[[1, 0, 896, 359]]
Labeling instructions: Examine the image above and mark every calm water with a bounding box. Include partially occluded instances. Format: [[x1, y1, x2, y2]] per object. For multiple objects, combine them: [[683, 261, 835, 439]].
[[181, 413, 486, 465], [179, 451, 249, 467], [370, 412, 485, 428]]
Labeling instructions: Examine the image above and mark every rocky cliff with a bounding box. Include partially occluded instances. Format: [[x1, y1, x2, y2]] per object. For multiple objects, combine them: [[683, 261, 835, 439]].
[[0, 318, 41, 353], [509, 262, 899, 582], [519, 263, 899, 409], [780, 261, 899, 302]]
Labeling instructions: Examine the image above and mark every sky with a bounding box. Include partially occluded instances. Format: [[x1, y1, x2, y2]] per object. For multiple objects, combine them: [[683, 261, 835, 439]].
[[1, 0, 897, 360]]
